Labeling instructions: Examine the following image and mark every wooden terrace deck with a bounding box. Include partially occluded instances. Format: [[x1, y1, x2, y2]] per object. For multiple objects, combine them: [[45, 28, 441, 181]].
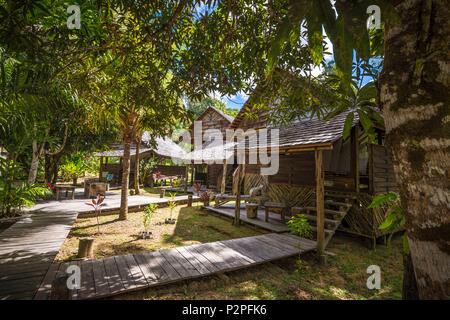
[[35, 233, 316, 300]]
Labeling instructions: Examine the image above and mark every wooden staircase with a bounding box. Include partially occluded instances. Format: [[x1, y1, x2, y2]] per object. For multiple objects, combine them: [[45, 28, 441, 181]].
[[292, 192, 355, 247]]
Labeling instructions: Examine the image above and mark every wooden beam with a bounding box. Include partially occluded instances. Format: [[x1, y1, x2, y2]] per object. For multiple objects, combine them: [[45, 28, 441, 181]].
[[350, 126, 360, 193], [220, 160, 227, 194], [368, 144, 374, 194], [234, 165, 241, 226], [315, 149, 325, 263], [184, 165, 189, 192], [99, 156, 104, 180]]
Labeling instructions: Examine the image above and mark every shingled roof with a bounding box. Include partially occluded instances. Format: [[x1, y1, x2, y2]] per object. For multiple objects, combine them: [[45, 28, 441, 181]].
[[274, 110, 359, 149], [232, 110, 360, 151], [95, 135, 186, 159]]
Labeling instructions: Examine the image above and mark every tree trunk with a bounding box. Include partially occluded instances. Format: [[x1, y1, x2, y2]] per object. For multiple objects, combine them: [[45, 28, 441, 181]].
[[28, 143, 40, 184], [403, 249, 419, 299], [44, 154, 52, 183], [134, 137, 141, 195], [380, 0, 450, 299], [119, 129, 133, 220]]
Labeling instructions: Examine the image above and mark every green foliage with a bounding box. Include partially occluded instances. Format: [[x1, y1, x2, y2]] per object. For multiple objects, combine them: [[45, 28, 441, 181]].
[[369, 192, 407, 252], [60, 156, 85, 183], [187, 97, 238, 120], [0, 158, 50, 216], [287, 214, 313, 239], [143, 203, 158, 231], [139, 157, 158, 185], [167, 192, 177, 219]]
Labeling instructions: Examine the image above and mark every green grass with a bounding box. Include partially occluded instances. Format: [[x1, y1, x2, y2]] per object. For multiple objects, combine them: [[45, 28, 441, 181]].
[[57, 205, 264, 261]]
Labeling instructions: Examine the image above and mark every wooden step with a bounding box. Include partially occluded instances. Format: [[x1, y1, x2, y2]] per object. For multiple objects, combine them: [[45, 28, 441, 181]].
[[302, 207, 346, 219], [325, 200, 353, 208], [311, 226, 335, 237], [302, 214, 340, 229], [325, 192, 357, 200]]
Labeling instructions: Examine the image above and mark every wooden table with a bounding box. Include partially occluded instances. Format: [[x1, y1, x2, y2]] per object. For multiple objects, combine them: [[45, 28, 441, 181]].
[[55, 185, 76, 200], [264, 201, 287, 223]]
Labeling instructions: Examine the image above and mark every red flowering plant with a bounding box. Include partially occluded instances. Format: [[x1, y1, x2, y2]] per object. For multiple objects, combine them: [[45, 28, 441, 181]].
[[85, 194, 105, 235], [47, 182, 56, 192], [154, 170, 162, 179]]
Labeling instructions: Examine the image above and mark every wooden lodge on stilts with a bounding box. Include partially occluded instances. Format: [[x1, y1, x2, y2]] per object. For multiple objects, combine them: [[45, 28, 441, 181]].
[[189, 101, 398, 252]]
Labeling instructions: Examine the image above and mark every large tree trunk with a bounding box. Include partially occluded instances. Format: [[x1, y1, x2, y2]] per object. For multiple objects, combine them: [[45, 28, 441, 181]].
[[119, 129, 133, 220], [134, 137, 141, 195], [27, 141, 41, 184], [380, 0, 450, 299]]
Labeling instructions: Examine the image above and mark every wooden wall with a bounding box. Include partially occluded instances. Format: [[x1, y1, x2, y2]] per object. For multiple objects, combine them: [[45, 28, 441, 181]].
[[190, 108, 232, 144], [369, 144, 398, 194]]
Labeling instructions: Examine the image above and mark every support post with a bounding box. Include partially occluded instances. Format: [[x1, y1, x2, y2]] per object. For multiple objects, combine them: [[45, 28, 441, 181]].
[[99, 156, 104, 180], [221, 160, 227, 194], [351, 126, 360, 192], [184, 165, 189, 192], [234, 165, 241, 226], [315, 149, 325, 263]]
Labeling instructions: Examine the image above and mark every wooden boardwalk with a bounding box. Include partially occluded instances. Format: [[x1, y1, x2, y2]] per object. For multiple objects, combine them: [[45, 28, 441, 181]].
[[0, 210, 79, 300], [204, 205, 289, 233], [35, 233, 316, 300], [0, 194, 198, 300]]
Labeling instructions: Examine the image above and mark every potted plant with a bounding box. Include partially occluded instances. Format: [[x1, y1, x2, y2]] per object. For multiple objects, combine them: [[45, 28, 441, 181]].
[[141, 203, 157, 239], [165, 192, 177, 224]]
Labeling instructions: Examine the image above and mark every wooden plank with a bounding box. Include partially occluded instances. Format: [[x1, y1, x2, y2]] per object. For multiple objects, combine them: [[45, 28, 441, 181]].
[[223, 237, 272, 261], [175, 247, 211, 275], [136, 252, 169, 282], [103, 257, 125, 294], [275, 233, 317, 250], [152, 251, 180, 281], [34, 263, 61, 300], [219, 239, 261, 263], [133, 253, 161, 284], [183, 245, 220, 273], [123, 254, 148, 287], [79, 260, 96, 299], [92, 260, 111, 298], [114, 255, 137, 290], [160, 249, 193, 278], [256, 234, 298, 254], [191, 243, 234, 270], [213, 242, 254, 267], [166, 249, 201, 277]]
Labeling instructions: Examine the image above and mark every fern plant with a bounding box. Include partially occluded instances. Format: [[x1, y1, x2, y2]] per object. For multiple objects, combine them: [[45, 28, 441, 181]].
[[287, 214, 313, 239]]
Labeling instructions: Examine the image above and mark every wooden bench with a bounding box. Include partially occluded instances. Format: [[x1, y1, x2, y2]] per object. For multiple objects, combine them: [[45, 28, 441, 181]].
[[264, 201, 287, 223], [55, 185, 76, 200]]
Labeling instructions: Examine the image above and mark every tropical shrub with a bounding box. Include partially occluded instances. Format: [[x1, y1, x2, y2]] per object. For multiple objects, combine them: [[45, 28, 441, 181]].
[[167, 192, 177, 221], [85, 194, 105, 235], [287, 214, 313, 239], [369, 192, 406, 250], [0, 158, 50, 217], [143, 203, 158, 231], [60, 156, 85, 185]]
